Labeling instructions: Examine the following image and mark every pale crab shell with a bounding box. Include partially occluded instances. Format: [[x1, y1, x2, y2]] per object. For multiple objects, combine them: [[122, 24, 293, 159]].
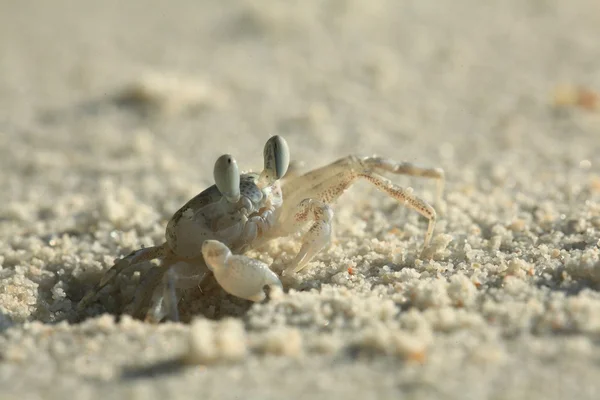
[[165, 173, 282, 259]]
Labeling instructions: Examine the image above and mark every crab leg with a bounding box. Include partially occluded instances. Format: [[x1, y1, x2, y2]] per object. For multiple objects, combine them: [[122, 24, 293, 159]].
[[144, 260, 210, 322], [77, 244, 168, 312], [123, 257, 210, 322], [358, 171, 437, 257], [127, 266, 166, 320], [282, 198, 334, 274], [360, 157, 445, 209], [284, 156, 444, 207], [281, 156, 441, 258], [144, 268, 181, 323]]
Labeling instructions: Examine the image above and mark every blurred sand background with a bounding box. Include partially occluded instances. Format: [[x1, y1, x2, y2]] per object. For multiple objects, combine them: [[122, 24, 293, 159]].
[[1, 0, 600, 398]]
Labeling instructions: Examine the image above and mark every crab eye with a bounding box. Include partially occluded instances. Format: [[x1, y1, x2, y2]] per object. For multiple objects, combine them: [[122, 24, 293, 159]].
[[263, 135, 290, 181], [214, 154, 241, 203]]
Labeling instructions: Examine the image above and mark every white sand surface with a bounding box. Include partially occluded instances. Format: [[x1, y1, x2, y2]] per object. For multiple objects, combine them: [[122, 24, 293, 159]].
[[1, 0, 600, 399]]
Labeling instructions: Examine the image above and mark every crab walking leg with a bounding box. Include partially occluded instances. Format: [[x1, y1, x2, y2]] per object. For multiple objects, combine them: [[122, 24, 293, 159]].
[[127, 266, 166, 320], [100, 245, 168, 286], [125, 259, 210, 322], [359, 172, 436, 257], [77, 244, 168, 312], [145, 268, 181, 323], [281, 156, 438, 257], [284, 155, 445, 210], [282, 198, 334, 274], [202, 240, 282, 302], [145, 261, 211, 322], [360, 157, 445, 209]]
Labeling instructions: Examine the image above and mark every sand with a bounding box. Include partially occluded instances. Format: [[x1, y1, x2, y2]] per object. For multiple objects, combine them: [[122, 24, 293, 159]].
[[1, 0, 600, 398]]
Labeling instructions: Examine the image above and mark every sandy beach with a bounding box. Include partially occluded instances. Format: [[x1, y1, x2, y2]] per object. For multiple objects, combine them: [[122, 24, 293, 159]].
[[1, 0, 600, 398]]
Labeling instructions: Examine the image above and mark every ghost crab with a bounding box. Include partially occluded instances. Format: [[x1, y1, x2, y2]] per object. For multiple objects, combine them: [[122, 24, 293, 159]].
[[78, 135, 444, 322]]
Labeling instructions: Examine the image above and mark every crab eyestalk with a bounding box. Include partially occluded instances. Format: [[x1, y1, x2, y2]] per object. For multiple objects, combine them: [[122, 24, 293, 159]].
[[214, 154, 241, 203], [259, 135, 290, 186]]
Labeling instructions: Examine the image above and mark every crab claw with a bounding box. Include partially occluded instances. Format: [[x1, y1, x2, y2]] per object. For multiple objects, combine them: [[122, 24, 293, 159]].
[[202, 240, 282, 302]]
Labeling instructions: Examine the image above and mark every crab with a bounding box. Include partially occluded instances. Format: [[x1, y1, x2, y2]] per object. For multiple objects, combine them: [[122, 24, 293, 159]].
[[77, 135, 444, 322]]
